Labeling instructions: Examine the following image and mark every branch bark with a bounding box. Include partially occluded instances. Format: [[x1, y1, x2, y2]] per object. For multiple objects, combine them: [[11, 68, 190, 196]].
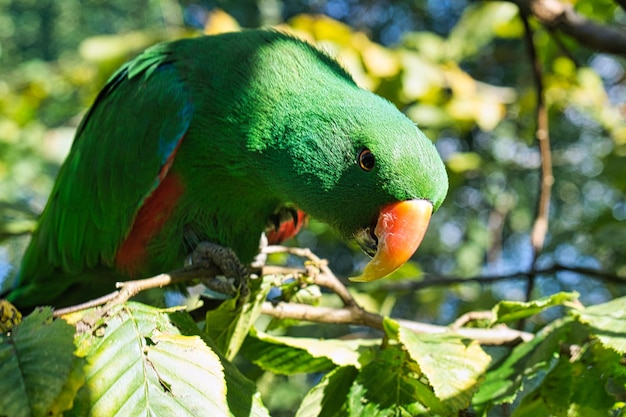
[[52, 265, 224, 317], [503, 0, 626, 56], [260, 302, 534, 345]]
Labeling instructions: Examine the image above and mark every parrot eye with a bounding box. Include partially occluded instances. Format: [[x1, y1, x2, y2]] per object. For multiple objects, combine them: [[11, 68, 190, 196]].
[[358, 148, 376, 172]]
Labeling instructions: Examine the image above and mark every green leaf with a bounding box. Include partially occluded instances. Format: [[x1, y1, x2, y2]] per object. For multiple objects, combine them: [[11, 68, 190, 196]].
[[145, 332, 230, 414], [68, 302, 232, 417], [512, 356, 572, 417], [348, 347, 439, 416], [295, 366, 358, 417], [446, 2, 520, 61], [168, 311, 270, 417], [381, 316, 400, 340], [475, 311, 625, 416], [0, 307, 77, 417], [205, 275, 272, 360], [591, 342, 626, 406], [46, 356, 86, 416], [472, 319, 572, 413], [491, 292, 579, 325], [242, 329, 377, 375], [398, 328, 491, 411], [573, 296, 626, 353], [567, 356, 617, 416]]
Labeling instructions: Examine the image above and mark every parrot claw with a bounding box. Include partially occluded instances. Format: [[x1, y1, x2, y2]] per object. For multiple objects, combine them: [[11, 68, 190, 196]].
[[188, 242, 248, 297]]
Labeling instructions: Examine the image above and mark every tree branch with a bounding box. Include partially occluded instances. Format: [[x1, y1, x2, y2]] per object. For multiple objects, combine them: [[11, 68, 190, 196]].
[[53, 265, 224, 317], [260, 246, 533, 345], [518, 6, 553, 308], [263, 245, 357, 307], [522, 9, 553, 264], [381, 263, 626, 292], [260, 302, 533, 345], [504, 0, 626, 56]]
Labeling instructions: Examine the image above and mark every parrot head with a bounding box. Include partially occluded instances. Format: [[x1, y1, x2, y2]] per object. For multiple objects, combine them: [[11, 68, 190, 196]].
[[243, 34, 449, 281]]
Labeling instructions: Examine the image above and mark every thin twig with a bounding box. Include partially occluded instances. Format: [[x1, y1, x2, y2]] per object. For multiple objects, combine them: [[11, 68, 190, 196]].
[[53, 292, 122, 317], [263, 245, 357, 307], [451, 311, 494, 330], [53, 266, 222, 317]]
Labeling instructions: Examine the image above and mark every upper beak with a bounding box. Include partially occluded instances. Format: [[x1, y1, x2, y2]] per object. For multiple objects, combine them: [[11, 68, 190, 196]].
[[351, 199, 433, 282]]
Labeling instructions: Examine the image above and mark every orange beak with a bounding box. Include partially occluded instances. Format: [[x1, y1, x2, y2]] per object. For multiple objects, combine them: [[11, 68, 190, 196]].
[[351, 199, 433, 282]]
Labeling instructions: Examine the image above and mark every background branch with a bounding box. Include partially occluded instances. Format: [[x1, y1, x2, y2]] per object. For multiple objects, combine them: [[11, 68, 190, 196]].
[[505, 0, 626, 56], [520, 7, 553, 307], [382, 263, 626, 292]]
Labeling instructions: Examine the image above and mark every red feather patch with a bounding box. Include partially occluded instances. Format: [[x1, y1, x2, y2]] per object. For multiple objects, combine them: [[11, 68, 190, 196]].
[[266, 209, 307, 245], [115, 172, 185, 275]]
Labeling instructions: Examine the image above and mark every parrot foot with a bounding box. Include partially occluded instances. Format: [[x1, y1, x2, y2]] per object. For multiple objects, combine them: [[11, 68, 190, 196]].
[[188, 242, 249, 298]]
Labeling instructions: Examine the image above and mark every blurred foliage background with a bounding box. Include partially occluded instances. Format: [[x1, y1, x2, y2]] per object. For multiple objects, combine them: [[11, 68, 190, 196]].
[[0, 0, 625, 413]]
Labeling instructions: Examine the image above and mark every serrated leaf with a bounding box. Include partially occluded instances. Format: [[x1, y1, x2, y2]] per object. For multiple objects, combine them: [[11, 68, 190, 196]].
[[295, 366, 358, 417], [512, 356, 572, 416], [472, 319, 572, 413], [348, 347, 440, 416], [567, 358, 616, 416], [0, 307, 77, 417], [591, 342, 626, 405], [491, 292, 579, 325], [398, 328, 491, 411], [205, 275, 272, 360], [46, 356, 86, 416], [574, 296, 626, 353], [145, 332, 230, 415], [68, 302, 232, 417], [204, 297, 242, 353], [167, 311, 270, 417]]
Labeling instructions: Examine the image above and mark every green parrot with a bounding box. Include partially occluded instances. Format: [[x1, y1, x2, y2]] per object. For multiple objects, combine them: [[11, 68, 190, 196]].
[[6, 30, 448, 310]]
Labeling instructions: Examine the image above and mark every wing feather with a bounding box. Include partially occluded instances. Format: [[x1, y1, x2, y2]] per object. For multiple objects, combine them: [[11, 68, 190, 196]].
[[17, 43, 193, 292]]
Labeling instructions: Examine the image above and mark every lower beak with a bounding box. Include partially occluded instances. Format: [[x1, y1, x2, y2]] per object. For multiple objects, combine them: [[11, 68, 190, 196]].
[[351, 199, 433, 282]]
